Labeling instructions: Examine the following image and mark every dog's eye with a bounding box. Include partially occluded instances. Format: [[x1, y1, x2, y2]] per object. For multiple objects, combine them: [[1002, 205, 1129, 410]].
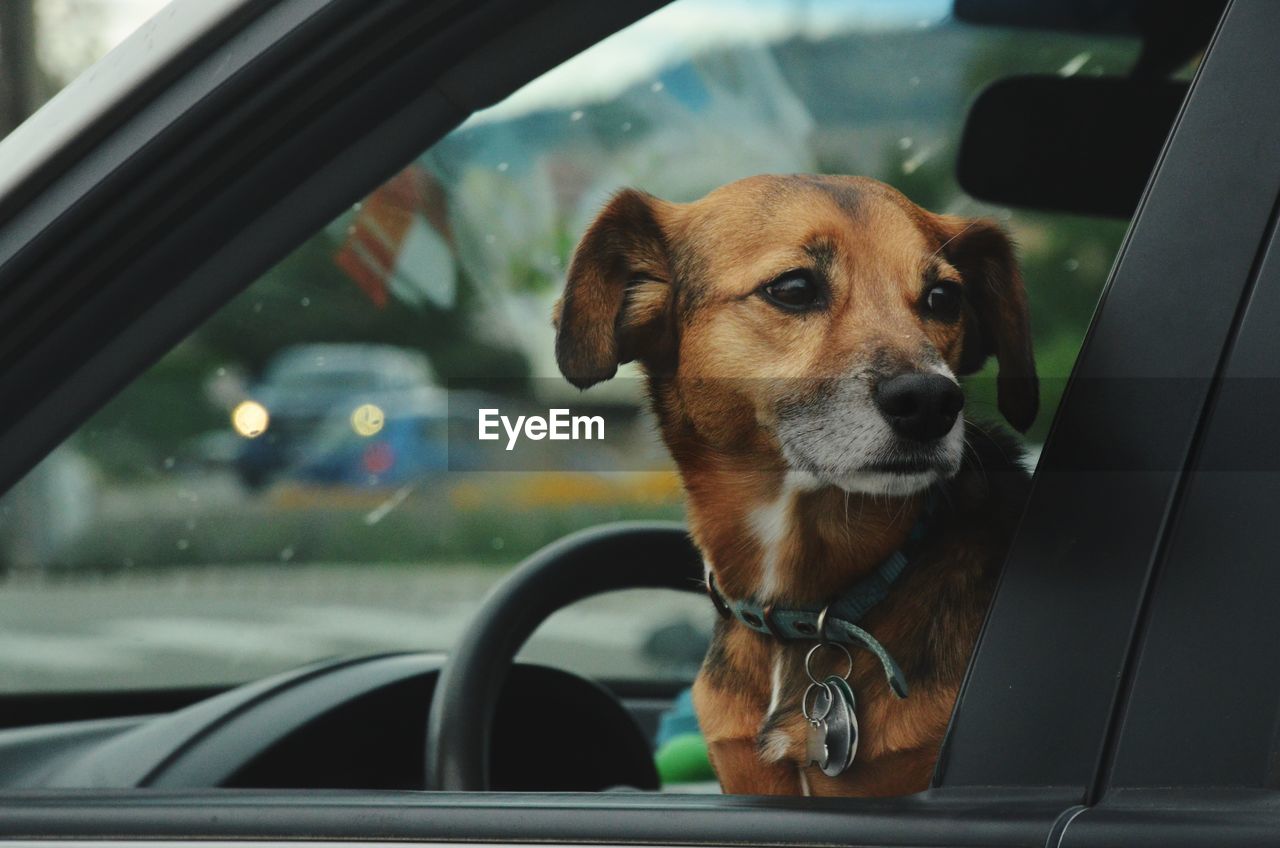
[[923, 281, 962, 322], [761, 272, 821, 312]]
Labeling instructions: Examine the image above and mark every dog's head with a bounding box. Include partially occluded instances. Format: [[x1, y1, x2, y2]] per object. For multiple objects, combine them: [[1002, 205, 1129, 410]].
[[554, 175, 1036, 496]]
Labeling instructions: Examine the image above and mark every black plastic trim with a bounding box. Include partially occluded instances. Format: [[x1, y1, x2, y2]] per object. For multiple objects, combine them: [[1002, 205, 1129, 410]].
[[45, 657, 375, 789], [1062, 789, 1280, 848], [0, 0, 279, 229], [938, 0, 1270, 793], [1097, 8, 1280, 791], [0, 687, 223, 730], [0, 787, 1075, 845]]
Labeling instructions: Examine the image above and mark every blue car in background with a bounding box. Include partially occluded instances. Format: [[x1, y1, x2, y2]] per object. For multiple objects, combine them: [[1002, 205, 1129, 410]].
[[286, 396, 457, 488], [234, 344, 452, 489]]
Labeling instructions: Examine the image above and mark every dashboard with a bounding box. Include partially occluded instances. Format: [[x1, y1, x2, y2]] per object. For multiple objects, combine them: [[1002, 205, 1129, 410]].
[[0, 655, 663, 792]]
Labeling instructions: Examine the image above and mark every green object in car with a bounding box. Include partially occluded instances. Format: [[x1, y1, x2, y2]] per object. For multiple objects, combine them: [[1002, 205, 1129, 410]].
[[654, 732, 715, 785]]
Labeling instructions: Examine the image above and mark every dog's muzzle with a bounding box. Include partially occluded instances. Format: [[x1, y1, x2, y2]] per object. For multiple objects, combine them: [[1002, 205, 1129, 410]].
[[771, 367, 965, 495]]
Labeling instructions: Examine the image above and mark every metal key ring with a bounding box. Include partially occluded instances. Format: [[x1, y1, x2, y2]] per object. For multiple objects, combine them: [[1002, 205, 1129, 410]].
[[805, 642, 854, 684], [802, 681, 833, 724]]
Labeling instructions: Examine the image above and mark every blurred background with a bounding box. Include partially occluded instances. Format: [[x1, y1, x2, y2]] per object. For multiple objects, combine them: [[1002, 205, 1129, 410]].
[[0, 0, 1133, 694]]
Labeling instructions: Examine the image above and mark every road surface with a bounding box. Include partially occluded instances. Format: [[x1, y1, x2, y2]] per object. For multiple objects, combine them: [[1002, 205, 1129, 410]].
[[0, 564, 713, 693]]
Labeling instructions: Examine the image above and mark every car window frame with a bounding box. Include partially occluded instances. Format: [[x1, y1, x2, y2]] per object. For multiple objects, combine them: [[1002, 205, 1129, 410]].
[[937, 0, 1277, 796], [1088, 0, 1280, 795]]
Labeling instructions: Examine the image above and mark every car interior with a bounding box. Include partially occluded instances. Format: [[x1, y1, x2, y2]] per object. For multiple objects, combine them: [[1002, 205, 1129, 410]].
[[0, 0, 1242, 811]]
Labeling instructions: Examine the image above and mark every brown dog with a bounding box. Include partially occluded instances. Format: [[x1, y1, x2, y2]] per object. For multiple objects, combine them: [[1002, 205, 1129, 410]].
[[554, 174, 1036, 796]]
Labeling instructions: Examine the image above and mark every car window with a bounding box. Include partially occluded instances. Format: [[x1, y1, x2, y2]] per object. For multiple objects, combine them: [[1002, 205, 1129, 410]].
[[0, 0, 1138, 694]]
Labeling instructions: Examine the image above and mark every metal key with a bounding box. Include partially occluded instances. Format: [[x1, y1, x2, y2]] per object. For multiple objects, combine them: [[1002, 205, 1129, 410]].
[[803, 680, 833, 770], [805, 716, 829, 769]]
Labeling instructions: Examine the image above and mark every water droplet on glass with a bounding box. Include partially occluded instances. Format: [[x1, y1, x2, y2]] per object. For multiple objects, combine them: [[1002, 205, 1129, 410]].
[[650, 81, 665, 93], [280, 546, 295, 562], [163, 456, 176, 470], [491, 537, 505, 550], [621, 122, 632, 132], [898, 137, 913, 150], [570, 110, 584, 122], [497, 161, 509, 172], [1058, 51, 1091, 77], [176, 539, 190, 551], [1064, 258, 1080, 272], [300, 297, 310, 307], [901, 147, 931, 175]]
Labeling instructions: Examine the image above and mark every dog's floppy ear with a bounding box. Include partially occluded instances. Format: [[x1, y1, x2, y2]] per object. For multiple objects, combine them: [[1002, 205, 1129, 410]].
[[940, 216, 1038, 433], [554, 189, 675, 389]]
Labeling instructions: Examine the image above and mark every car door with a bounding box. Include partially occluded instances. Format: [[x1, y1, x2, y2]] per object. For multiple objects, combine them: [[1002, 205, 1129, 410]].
[[1057, 3, 1280, 840], [0, 0, 1271, 846]]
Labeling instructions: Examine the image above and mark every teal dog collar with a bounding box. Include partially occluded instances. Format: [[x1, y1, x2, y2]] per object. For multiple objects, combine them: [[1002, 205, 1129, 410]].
[[706, 491, 936, 699]]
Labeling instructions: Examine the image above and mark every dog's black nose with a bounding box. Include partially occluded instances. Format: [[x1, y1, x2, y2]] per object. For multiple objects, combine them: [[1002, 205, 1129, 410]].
[[874, 373, 964, 442]]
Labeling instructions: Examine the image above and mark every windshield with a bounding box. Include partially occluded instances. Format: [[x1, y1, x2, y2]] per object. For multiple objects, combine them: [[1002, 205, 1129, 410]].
[[0, 0, 1137, 694]]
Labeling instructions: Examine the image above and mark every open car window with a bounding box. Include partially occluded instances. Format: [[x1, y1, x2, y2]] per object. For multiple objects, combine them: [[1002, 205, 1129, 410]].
[[0, 0, 1136, 703]]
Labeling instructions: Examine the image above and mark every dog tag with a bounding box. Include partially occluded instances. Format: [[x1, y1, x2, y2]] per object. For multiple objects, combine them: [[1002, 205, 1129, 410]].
[[814, 680, 850, 777], [828, 674, 859, 773], [815, 675, 859, 777]]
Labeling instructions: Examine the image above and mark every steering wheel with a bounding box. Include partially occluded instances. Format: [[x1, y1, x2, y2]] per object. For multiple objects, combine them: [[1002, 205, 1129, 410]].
[[425, 521, 705, 791]]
